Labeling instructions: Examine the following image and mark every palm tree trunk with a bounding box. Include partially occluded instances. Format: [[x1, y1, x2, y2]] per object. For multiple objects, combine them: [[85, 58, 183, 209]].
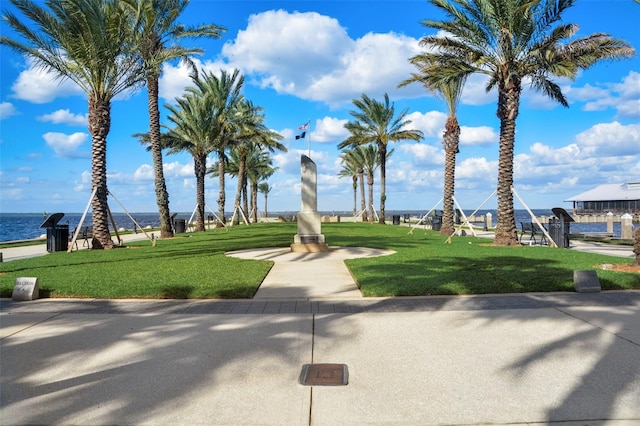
[[367, 172, 375, 223], [378, 143, 387, 224], [146, 75, 173, 238], [494, 80, 521, 246], [264, 193, 269, 218], [441, 116, 460, 236], [217, 148, 226, 226], [351, 176, 357, 216], [88, 94, 114, 249], [242, 175, 249, 224], [250, 181, 258, 222], [358, 170, 367, 222], [194, 154, 206, 232], [234, 155, 246, 225]]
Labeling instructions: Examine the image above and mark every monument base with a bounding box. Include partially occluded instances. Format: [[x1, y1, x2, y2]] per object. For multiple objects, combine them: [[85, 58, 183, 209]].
[[291, 242, 329, 253]]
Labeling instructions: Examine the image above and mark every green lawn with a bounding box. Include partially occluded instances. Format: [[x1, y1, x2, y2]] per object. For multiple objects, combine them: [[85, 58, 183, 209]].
[[0, 222, 638, 299]]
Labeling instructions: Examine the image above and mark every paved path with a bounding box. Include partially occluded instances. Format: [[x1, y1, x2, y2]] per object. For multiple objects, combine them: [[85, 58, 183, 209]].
[[1, 231, 639, 425], [227, 246, 394, 299], [2, 294, 639, 425]]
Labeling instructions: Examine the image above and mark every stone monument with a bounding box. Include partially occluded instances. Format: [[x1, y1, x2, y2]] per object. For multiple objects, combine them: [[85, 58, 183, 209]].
[[291, 155, 329, 253]]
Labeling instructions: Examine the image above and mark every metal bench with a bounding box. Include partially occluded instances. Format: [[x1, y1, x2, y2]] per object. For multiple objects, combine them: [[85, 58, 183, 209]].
[[80, 226, 93, 248], [519, 222, 547, 245]]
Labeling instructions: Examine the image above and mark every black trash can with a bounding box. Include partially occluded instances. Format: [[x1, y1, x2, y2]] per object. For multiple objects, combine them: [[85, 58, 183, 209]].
[[40, 213, 69, 252], [432, 215, 442, 231], [174, 218, 186, 234], [392, 215, 400, 225]]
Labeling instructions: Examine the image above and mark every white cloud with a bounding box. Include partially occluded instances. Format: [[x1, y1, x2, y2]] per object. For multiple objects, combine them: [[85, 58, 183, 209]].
[[460, 126, 498, 146], [163, 161, 193, 178], [565, 71, 640, 119], [405, 110, 447, 138], [455, 157, 497, 182], [74, 170, 91, 192], [399, 143, 443, 166], [311, 117, 349, 143], [460, 74, 496, 106], [219, 10, 421, 106], [37, 109, 88, 126], [133, 164, 154, 181], [11, 57, 84, 103], [42, 132, 89, 158], [575, 121, 640, 157], [0, 102, 19, 119]]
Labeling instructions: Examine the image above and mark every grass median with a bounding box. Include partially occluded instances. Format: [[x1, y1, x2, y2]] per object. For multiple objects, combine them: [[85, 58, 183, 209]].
[[1, 222, 638, 299]]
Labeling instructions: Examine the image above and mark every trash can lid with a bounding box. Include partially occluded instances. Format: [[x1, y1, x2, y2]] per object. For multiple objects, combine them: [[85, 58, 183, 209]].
[[40, 212, 65, 228], [551, 207, 575, 222]]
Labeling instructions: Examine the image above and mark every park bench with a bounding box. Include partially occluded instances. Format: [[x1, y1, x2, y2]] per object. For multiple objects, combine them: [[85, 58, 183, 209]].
[[79, 226, 93, 248], [519, 222, 547, 245]]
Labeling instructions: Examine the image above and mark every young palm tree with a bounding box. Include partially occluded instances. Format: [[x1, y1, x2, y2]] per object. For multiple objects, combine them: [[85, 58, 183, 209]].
[[339, 148, 368, 221], [225, 100, 284, 224], [1, 0, 144, 249], [125, 0, 224, 238], [338, 150, 361, 217], [361, 145, 392, 223], [415, 0, 635, 245], [400, 73, 466, 237], [339, 94, 423, 224], [257, 182, 273, 219], [246, 149, 278, 223]]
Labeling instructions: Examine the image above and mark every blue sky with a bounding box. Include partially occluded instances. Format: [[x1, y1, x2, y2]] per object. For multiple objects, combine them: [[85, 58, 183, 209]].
[[1, 0, 639, 215]]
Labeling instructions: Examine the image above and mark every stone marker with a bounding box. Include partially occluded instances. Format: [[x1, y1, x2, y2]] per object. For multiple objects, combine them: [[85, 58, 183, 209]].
[[573, 270, 601, 293], [292, 155, 328, 253], [12, 277, 39, 301]]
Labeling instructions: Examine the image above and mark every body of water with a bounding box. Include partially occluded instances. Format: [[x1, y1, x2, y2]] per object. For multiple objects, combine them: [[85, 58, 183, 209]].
[[0, 209, 622, 242]]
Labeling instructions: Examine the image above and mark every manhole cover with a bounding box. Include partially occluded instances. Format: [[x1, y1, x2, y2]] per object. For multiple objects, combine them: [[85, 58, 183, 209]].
[[299, 364, 348, 386]]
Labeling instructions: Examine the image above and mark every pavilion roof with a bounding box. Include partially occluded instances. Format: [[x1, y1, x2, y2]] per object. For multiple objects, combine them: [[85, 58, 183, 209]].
[[565, 182, 640, 202]]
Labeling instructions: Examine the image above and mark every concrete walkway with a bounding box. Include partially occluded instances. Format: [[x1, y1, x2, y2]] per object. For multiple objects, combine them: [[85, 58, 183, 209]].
[[2, 294, 639, 425], [227, 246, 394, 299], [1, 232, 639, 424]]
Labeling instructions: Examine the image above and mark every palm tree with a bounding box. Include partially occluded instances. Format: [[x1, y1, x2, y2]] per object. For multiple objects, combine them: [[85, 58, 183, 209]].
[[339, 148, 368, 221], [125, 0, 224, 238], [2, 0, 143, 249], [400, 73, 466, 237], [338, 150, 361, 217], [258, 182, 271, 218], [414, 0, 635, 245], [204, 69, 245, 224], [162, 69, 244, 230], [163, 90, 216, 231], [339, 94, 423, 224], [361, 145, 392, 224], [225, 101, 284, 224], [246, 148, 278, 223]]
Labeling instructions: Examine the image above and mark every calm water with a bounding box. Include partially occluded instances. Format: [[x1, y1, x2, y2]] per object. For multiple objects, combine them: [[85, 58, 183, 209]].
[[0, 210, 620, 242]]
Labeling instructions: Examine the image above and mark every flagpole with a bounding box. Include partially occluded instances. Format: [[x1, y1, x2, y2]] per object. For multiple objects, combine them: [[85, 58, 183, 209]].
[[307, 118, 311, 158]]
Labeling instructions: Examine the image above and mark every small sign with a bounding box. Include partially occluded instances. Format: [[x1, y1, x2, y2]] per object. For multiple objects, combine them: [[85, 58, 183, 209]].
[[12, 277, 39, 301]]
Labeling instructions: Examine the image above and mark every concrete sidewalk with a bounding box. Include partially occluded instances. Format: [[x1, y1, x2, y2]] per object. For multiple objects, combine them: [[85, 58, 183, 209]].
[[227, 246, 394, 299], [1, 232, 639, 424], [1, 295, 639, 425]]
